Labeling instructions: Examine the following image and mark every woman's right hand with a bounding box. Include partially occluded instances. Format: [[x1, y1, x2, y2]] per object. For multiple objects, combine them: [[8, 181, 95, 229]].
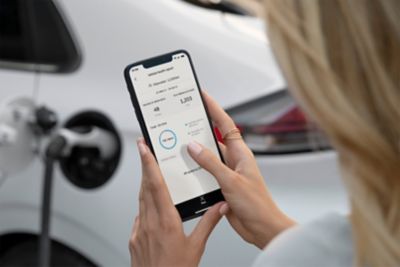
[[187, 92, 296, 249]]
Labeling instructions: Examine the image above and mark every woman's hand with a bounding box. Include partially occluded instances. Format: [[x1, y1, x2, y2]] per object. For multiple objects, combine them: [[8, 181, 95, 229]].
[[187, 92, 296, 249], [129, 138, 225, 267]]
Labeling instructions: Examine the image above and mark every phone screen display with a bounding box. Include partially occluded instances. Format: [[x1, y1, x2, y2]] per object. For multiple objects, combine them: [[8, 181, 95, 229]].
[[128, 52, 220, 205]]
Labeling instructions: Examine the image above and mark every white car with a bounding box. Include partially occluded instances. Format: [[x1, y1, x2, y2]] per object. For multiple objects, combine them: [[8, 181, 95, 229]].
[[0, 0, 348, 266]]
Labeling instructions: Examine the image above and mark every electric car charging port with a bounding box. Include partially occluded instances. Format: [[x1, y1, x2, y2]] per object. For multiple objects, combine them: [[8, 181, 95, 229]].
[[59, 111, 122, 189]]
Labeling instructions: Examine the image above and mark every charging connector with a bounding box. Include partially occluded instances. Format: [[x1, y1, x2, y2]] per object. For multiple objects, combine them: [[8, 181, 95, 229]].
[[0, 100, 120, 267]]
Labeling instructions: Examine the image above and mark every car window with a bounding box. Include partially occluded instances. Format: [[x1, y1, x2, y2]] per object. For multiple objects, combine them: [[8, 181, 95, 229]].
[[0, 0, 80, 73]]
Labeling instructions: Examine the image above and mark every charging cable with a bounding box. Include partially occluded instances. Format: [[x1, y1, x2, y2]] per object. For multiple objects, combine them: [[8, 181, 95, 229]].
[[39, 136, 66, 267], [39, 126, 118, 267]]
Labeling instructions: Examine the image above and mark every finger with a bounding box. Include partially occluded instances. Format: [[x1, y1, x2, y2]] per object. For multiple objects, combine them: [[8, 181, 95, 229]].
[[218, 141, 237, 168], [130, 216, 142, 266], [202, 91, 241, 138], [137, 138, 160, 225], [131, 228, 146, 267], [190, 202, 225, 244], [137, 138, 176, 217], [187, 141, 239, 191], [141, 175, 160, 228], [138, 138, 163, 182], [219, 202, 230, 215], [138, 173, 147, 225], [218, 141, 234, 168], [202, 91, 236, 135], [202, 91, 252, 159], [218, 141, 227, 159], [131, 216, 139, 239]]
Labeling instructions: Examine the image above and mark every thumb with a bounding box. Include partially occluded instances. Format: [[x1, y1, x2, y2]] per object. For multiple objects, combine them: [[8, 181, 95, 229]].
[[137, 138, 161, 178], [187, 141, 237, 190], [190, 202, 225, 245]]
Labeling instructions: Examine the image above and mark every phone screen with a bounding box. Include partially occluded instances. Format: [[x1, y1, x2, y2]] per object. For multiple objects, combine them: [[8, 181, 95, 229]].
[[127, 52, 221, 206]]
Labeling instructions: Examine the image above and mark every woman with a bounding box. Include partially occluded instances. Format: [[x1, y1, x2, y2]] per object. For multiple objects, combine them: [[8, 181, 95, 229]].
[[129, 0, 400, 266]]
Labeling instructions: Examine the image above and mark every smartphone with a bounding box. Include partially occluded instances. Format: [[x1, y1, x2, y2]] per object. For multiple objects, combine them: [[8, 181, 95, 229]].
[[124, 50, 224, 221]]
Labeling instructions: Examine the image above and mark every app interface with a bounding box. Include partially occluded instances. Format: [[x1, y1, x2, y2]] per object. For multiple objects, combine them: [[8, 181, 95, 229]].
[[129, 52, 220, 204]]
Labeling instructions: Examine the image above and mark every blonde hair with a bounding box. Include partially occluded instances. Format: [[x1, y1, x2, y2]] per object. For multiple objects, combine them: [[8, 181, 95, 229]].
[[264, 0, 400, 266]]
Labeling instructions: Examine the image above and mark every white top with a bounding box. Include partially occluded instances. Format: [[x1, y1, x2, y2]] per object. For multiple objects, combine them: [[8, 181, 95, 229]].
[[253, 213, 353, 267]]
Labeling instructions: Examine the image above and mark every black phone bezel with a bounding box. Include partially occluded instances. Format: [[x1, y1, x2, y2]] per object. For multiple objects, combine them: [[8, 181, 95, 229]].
[[124, 50, 225, 221]]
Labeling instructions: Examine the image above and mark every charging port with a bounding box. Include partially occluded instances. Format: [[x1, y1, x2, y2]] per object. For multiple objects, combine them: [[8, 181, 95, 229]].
[[59, 111, 122, 189]]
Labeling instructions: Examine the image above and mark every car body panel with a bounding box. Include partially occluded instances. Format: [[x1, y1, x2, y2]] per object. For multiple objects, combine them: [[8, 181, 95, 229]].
[[35, 0, 285, 133], [0, 71, 35, 103]]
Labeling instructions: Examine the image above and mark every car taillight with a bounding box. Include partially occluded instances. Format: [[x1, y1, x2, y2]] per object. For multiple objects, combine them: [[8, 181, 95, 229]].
[[225, 90, 331, 155]]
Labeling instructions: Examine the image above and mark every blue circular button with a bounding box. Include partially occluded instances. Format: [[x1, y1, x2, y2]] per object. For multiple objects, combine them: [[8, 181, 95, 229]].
[[159, 129, 177, 150]]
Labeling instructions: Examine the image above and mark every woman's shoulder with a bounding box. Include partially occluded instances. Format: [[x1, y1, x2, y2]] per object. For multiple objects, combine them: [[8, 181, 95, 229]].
[[253, 213, 353, 267]]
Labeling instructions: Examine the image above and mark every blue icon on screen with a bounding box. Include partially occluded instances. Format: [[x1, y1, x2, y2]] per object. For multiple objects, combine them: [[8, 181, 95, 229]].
[[159, 129, 177, 150]]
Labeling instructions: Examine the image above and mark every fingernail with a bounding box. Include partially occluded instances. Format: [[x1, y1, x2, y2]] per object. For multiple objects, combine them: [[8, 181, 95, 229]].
[[219, 203, 229, 215], [137, 141, 148, 156], [188, 141, 202, 155]]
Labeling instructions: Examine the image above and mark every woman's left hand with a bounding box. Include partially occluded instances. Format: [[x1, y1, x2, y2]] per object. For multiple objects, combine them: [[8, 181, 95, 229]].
[[129, 138, 225, 267]]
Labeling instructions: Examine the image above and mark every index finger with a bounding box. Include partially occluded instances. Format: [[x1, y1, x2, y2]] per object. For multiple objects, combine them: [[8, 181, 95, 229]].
[[202, 91, 237, 136], [202, 91, 252, 157]]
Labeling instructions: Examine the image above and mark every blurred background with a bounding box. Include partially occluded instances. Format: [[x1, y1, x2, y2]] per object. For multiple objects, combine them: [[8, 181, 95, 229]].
[[0, 0, 348, 266]]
